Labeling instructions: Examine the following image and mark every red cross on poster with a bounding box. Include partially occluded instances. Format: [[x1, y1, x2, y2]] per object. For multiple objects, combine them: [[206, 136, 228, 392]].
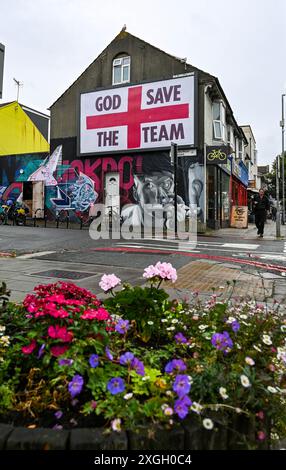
[[80, 75, 195, 155]]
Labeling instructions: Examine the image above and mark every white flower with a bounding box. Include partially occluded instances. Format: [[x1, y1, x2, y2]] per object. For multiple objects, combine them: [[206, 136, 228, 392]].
[[0, 325, 6, 334], [161, 319, 168, 323], [171, 319, 179, 324], [239, 314, 248, 320], [166, 326, 175, 331], [166, 390, 173, 396], [219, 387, 229, 399], [142, 376, 150, 381], [111, 418, 121, 432], [191, 402, 203, 414], [267, 386, 278, 394], [0, 335, 10, 346], [203, 418, 214, 430], [188, 375, 194, 384], [253, 345, 262, 352], [281, 325, 286, 332], [240, 375, 251, 388], [226, 317, 236, 324], [236, 344, 242, 350], [245, 357, 255, 366], [198, 325, 208, 331], [262, 335, 272, 346], [277, 347, 286, 363], [147, 321, 154, 325], [164, 407, 173, 416], [124, 393, 133, 400]]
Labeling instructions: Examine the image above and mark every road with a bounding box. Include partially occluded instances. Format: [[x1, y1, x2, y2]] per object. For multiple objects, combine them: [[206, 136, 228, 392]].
[[0, 223, 285, 302]]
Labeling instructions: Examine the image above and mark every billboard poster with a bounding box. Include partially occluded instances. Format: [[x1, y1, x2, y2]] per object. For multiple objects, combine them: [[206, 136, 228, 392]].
[[0, 43, 5, 99], [79, 75, 195, 155]]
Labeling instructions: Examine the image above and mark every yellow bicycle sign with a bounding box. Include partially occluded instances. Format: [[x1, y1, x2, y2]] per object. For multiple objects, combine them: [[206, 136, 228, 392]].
[[207, 148, 227, 162]]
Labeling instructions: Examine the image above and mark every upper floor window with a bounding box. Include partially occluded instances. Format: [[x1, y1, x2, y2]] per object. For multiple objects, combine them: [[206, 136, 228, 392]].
[[112, 55, 131, 85], [212, 101, 226, 141], [238, 140, 243, 160]]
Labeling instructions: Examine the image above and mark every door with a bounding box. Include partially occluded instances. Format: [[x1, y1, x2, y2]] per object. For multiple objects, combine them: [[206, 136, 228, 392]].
[[105, 173, 120, 214], [32, 181, 45, 218]]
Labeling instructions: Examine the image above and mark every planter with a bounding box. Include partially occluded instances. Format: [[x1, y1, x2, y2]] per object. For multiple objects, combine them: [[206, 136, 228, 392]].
[[0, 417, 271, 450]]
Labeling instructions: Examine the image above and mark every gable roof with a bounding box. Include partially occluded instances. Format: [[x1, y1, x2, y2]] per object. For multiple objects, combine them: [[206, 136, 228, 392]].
[[49, 29, 213, 109]]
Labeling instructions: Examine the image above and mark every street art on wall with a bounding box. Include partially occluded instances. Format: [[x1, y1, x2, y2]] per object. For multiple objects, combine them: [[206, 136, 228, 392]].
[[0, 146, 204, 224]]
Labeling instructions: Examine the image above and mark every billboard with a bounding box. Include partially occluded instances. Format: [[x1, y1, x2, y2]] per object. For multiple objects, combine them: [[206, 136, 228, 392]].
[[0, 43, 4, 99], [79, 74, 196, 155]]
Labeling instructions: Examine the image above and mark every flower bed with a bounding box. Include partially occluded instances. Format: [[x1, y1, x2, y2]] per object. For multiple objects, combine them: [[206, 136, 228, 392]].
[[0, 263, 286, 450]]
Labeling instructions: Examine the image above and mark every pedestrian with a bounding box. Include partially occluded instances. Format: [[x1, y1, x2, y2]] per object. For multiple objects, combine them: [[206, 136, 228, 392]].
[[271, 200, 277, 221], [253, 189, 270, 238]]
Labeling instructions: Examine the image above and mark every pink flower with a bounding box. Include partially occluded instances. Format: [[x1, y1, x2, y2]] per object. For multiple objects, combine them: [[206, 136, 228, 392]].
[[46, 294, 66, 304], [50, 345, 69, 357], [256, 411, 264, 420], [99, 274, 121, 292], [257, 431, 266, 441], [48, 325, 73, 342], [143, 262, 177, 283], [22, 340, 37, 355]]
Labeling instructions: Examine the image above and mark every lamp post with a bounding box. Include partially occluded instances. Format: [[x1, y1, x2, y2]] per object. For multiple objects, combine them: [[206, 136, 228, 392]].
[[276, 155, 281, 238], [280, 94, 285, 224]]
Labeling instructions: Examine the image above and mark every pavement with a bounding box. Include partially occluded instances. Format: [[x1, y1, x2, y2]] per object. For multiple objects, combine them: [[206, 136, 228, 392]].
[[0, 221, 285, 304]]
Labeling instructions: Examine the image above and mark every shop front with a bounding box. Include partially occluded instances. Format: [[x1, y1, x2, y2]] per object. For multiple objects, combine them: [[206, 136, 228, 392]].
[[206, 146, 231, 229]]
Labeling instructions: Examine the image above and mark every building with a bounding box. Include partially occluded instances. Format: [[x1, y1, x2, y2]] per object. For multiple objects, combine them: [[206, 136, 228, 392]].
[[0, 101, 49, 207], [46, 30, 248, 229]]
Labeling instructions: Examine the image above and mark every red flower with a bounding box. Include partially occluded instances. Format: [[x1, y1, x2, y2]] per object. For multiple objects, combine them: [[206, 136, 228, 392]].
[[22, 340, 37, 355], [81, 307, 110, 321], [50, 345, 69, 357], [48, 325, 73, 342]]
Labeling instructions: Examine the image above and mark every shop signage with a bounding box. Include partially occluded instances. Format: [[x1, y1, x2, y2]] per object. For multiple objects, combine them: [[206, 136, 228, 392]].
[[232, 160, 249, 187], [206, 146, 230, 164], [230, 205, 248, 228], [79, 75, 195, 155]]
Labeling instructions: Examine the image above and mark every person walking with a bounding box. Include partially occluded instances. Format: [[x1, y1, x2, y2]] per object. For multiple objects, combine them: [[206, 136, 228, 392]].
[[253, 189, 270, 238]]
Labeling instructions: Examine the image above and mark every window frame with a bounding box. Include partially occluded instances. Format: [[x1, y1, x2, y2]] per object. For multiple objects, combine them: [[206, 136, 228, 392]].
[[112, 55, 131, 85], [212, 101, 226, 141]]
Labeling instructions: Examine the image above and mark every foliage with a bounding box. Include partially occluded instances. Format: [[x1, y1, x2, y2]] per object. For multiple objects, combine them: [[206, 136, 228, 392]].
[[0, 269, 286, 449]]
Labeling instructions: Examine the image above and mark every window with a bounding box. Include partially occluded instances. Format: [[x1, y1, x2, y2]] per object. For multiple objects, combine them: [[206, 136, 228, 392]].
[[238, 140, 243, 160], [212, 101, 225, 141], [112, 55, 130, 85]]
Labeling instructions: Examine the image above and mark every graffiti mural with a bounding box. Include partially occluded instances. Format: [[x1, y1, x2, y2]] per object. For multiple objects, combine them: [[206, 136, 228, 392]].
[[0, 146, 204, 224]]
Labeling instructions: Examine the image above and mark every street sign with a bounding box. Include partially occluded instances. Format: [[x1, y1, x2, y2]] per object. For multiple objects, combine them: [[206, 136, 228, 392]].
[[177, 149, 197, 157], [0, 43, 5, 99]]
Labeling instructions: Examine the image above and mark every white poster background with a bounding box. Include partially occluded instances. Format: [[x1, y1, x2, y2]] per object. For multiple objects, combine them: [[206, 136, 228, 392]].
[[80, 75, 195, 154]]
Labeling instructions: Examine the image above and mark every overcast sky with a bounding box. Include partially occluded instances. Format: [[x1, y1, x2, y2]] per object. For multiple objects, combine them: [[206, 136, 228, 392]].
[[1, 0, 285, 165]]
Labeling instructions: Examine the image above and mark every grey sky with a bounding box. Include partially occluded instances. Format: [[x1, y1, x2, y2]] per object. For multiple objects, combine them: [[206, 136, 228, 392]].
[[0, 0, 285, 165]]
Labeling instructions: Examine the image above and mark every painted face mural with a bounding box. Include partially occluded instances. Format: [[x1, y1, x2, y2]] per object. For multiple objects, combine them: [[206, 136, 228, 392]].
[[187, 162, 204, 222]]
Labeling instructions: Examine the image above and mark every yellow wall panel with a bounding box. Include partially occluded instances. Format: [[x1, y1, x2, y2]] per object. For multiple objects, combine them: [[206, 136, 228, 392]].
[[0, 102, 49, 156]]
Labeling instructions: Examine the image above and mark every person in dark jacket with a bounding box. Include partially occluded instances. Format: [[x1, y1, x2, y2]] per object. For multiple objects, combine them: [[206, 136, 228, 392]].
[[253, 189, 270, 237]]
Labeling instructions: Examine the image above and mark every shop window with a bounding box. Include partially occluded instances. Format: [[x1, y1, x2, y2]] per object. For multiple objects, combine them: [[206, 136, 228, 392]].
[[212, 101, 226, 141], [112, 55, 131, 85]]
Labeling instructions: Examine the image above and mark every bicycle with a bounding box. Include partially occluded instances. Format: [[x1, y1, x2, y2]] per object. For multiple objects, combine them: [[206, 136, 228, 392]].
[[207, 149, 227, 162]]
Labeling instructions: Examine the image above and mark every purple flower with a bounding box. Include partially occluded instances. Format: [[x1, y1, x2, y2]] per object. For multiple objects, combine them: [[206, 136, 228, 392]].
[[173, 375, 191, 397], [119, 352, 135, 366], [89, 354, 99, 368], [68, 375, 84, 398], [37, 343, 46, 359], [211, 331, 233, 353], [107, 377, 125, 395], [54, 410, 63, 420], [231, 321, 240, 333], [165, 359, 187, 374], [131, 357, 145, 376], [105, 347, 114, 361], [174, 395, 192, 419], [115, 319, 130, 335], [58, 358, 74, 366], [175, 333, 188, 344], [99, 274, 121, 292], [53, 424, 63, 430]]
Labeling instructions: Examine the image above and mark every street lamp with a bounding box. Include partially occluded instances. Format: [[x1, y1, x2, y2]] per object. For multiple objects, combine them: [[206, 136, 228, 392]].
[[280, 94, 285, 224]]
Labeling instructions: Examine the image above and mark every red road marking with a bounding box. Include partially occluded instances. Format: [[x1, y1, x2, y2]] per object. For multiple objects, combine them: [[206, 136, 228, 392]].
[[92, 246, 286, 273], [86, 86, 189, 149]]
